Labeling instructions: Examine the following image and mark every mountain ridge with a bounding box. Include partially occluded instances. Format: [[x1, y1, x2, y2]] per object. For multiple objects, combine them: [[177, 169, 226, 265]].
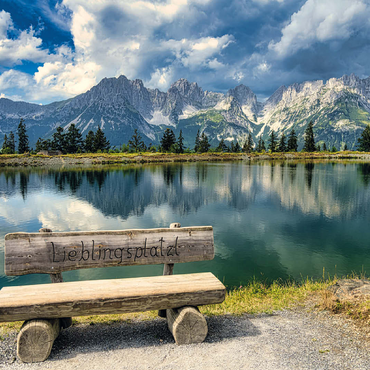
[[1, 73, 370, 150]]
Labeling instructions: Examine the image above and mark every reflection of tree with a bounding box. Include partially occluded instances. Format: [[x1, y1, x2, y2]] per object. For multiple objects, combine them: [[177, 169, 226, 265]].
[[288, 163, 297, 183], [5, 171, 16, 187], [357, 163, 370, 187], [270, 161, 275, 181], [19, 172, 29, 200], [305, 162, 315, 189], [86, 170, 108, 191], [54, 172, 83, 194], [196, 164, 208, 184], [162, 165, 176, 186]]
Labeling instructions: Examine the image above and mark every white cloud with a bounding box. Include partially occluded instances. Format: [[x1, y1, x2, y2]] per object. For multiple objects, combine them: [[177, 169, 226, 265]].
[[0, 11, 49, 66], [0, 0, 232, 103], [164, 35, 234, 69], [0, 10, 12, 39], [147, 66, 174, 90], [269, 0, 370, 57], [0, 69, 33, 90]]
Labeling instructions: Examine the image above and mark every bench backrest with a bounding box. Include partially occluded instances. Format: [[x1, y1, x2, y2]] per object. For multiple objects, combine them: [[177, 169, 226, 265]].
[[4, 225, 214, 276]]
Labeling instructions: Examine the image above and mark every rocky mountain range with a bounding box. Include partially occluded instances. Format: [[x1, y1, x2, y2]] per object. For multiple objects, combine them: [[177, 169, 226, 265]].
[[1, 73, 370, 150]]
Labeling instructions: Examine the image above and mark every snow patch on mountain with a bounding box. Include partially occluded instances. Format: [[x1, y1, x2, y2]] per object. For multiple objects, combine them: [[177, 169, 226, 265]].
[[148, 111, 174, 127]]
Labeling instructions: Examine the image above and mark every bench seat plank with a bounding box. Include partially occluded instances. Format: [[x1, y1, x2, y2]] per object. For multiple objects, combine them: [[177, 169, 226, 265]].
[[0, 273, 225, 322]]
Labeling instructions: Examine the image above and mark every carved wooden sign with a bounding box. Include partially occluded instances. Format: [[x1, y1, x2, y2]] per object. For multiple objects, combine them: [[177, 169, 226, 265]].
[[4, 227, 214, 276]]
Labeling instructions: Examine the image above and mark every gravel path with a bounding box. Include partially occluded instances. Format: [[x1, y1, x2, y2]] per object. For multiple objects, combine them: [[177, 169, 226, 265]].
[[1, 309, 369, 370]]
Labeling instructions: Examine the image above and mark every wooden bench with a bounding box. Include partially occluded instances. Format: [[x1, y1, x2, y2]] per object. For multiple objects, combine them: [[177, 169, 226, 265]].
[[1, 223, 226, 363]]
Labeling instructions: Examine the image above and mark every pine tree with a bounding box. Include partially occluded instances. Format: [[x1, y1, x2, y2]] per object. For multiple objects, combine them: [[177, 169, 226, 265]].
[[303, 121, 316, 152], [316, 144, 321, 152], [357, 125, 370, 152], [234, 141, 241, 153], [2, 134, 8, 152], [268, 130, 277, 152], [332, 146, 337, 152], [177, 130, 185, 154], [278, 132, 287, 152], [323, 142, 327, 151], [35, 138, 44, 152], [84, 130, 96, 153], [256, 136, 267, 152], [216, 138, 228, 152], [52, 127, 66, 153], [343, 143, 348, 151], [194, 130, 200, 152], [199, 132, 210, 153], [8, 131, 15, 154], [160, 128, 176, 152], [128, 129, 146, 152], [66, 124, 84, 153], [287, 129, 298, 152], [17, 118, 29, 153], [243, 132, 254, 153], [94, 126, 110, 152]]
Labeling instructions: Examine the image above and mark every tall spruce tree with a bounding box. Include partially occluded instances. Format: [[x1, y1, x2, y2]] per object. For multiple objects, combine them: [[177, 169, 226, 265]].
[[303, 121, 316, 152], [216, 138, 228, 152], [52, 127, 66, 153], [268, 130, 277, 152], [84, 130, 96, 153], [257, 137, 267, 152], [17, 118, 29, 153], [94, 126, 110, 152], [177, 130, 185, 154], [35, 138, 44, 152], [323, 142, 327, 151], [287, 129, 298, 152], [66, 124, 84, 153], [8, 132, 15, 154], [194, 130, 200, 152], [160, 128, 176, 152], [2, 134, 8, 153], [243, 132, 254, 153], [357, 125, 370, 152], [278, 132, 287, 152], [128, 129, 146, 152], [199, 132, 210, 153]]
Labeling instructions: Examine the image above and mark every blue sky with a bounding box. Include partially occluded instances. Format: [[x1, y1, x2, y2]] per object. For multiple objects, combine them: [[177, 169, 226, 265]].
[[0, 0, 369, 104]]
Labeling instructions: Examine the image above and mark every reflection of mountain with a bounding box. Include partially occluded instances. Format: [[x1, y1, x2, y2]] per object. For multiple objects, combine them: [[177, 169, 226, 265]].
[[1, 161, 370, 221], [2, 162, 370, 287]]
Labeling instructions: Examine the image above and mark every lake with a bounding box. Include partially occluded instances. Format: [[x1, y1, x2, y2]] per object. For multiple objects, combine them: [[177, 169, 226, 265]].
[[1, 160, 370, 289]]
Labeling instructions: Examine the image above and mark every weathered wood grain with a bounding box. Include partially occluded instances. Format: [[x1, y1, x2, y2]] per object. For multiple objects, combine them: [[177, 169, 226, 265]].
[[5, 226, 214, 276], [17, 319, 60, 363], [158, 223, 178, 318], [39, 228, 64, 284], [166, 306, 208, 345], [0, 273, 226, 322]]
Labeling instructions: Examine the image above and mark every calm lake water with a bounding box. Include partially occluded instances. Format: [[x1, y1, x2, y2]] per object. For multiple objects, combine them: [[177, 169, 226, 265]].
[[1, 160, 370, 289]]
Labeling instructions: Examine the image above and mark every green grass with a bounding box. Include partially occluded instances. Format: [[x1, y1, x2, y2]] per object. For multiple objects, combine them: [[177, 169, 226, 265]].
[[0, 278, 331, 335]]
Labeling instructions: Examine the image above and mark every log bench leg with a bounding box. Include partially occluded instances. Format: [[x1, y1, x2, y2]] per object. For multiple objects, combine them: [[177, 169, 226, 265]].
[[17, 319, 60, 363], [166, 306, 208, 345]]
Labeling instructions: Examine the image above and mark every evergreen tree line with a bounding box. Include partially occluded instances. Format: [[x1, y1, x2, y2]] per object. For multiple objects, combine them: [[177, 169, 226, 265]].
[[1, 119, 111, 154], [36, 125, 110, 154], [3, 118, 370, 155]]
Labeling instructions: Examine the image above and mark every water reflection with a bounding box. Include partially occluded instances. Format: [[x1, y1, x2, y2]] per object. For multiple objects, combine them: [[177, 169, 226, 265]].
[[1, 161, 370, 287]]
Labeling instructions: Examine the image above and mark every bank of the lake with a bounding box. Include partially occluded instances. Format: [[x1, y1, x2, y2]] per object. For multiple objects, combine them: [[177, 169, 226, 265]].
[[1, 151, 370, 167], [1, 277, 370, 370]]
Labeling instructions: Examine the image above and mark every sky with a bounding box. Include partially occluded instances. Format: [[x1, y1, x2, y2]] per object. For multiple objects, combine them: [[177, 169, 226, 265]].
[[0, 0, 370, 105]]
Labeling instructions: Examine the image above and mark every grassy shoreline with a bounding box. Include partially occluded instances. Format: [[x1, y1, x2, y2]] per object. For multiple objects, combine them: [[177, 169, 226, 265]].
[[1, 151, 370, 168], [0, 277, 340, 334]]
